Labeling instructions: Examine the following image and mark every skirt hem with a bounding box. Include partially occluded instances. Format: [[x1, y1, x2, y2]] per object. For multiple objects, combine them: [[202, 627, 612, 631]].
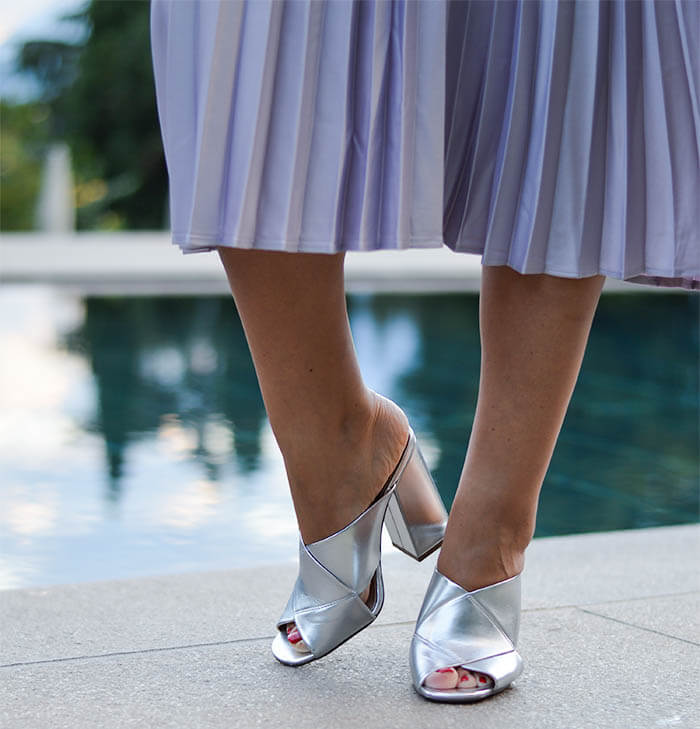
[[173, 232, 445, 255], [171, 233, 699, 290]]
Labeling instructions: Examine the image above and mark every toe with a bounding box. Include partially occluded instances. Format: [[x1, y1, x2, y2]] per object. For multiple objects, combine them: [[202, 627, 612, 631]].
[[286, 623, 311, 654], [476, 672, 493, 688], [457, 668, 494, 689], [457, 668, 479, 689], [423, 667, 460, 690]]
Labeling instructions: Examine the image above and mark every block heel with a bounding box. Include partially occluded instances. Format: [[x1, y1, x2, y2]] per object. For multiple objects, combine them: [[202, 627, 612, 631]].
[[384, 432, 447, 561]]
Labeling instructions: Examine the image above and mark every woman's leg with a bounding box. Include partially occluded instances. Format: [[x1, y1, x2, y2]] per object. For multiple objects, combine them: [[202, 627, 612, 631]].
[[425, 266, 605, 690], [217, 247, 408, 541], [217, 248, 409, 647]]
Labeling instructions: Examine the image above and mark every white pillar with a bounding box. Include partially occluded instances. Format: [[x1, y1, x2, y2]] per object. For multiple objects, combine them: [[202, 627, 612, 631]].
[[36, 143, 76, 232]]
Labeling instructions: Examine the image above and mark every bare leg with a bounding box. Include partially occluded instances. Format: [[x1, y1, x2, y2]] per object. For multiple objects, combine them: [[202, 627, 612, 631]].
[[217, 248, 408, 649], [425, 266, 605, 690]]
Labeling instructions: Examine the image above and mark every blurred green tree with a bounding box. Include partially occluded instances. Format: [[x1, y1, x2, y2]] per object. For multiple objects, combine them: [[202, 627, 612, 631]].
[[12, 0, 167, 231], [1, 101, 51, 230]]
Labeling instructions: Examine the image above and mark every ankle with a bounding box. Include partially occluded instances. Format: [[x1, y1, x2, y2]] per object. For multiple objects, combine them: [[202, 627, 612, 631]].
[[280, 390, 409, 543], [365, 391, 410, 469], [437, 533, 527, 592]]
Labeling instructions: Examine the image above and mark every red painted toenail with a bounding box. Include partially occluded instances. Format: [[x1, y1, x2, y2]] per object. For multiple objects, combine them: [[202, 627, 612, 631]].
[[479, 676, 487, 683], [436, 668, 454, 673]]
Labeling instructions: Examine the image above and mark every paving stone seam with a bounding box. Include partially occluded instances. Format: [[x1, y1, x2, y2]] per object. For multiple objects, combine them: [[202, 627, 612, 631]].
[[0, 612, 557, 670], [575, 589, 699, 606], [0, 621, 420, 670], [3, 596, 698, 671], [521, 589, 700, 613], [0, 635, 272, 670], [576, 607, 700, 647]]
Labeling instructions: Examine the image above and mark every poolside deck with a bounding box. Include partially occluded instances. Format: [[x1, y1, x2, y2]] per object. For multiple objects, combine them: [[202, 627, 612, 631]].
[[2, 524, 698, 728], [0, 232, 668, 295]]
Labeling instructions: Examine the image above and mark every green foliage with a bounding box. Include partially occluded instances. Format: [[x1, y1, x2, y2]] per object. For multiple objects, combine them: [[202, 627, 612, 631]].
[[0, 101, 51, 230], [13, 0, 167, 230]]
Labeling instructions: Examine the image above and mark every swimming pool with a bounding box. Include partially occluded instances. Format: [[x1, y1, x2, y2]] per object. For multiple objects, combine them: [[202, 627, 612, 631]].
[[1, 285, 697, 589]]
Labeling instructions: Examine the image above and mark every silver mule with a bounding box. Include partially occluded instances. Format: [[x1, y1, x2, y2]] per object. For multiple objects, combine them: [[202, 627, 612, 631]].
[[410, 569, 524, 703], [272, 428, 447, 666]]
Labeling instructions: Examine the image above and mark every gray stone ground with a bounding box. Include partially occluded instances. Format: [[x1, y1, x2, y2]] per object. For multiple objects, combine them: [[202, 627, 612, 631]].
[[1, 525, 698, 729]]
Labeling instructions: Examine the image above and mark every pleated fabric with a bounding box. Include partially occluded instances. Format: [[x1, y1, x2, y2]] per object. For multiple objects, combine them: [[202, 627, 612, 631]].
[[150, 0, 445, 254], [444, 0, 700, 289], [151, 0, 700, 289]]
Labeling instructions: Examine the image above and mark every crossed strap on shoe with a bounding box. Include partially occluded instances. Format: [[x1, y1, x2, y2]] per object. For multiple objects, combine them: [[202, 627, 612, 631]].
[[272, 486, 393, 665], [410, 570, 524, 702]]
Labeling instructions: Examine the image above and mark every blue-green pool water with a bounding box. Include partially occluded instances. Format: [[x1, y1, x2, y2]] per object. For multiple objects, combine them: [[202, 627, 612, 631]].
[[1, 286, 697, 589]]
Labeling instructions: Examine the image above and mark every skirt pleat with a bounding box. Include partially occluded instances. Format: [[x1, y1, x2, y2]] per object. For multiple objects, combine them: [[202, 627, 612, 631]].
[[151, 0, 699, 289], [444, 0, 699, 289], [151, 0, 445, 254]]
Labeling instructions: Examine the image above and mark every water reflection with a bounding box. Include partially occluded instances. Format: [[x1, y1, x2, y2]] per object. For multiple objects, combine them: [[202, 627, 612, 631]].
[[0, 286, 697, 589], [543, 294, 699, 534], [63, 296, 267, 498]]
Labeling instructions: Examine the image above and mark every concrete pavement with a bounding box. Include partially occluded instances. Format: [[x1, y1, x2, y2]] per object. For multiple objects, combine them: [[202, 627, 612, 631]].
[[1, 524, 698, 728]]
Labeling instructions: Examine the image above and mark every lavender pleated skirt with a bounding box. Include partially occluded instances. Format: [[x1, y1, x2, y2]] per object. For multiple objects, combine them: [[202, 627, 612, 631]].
[[150, 0, 700, 289]]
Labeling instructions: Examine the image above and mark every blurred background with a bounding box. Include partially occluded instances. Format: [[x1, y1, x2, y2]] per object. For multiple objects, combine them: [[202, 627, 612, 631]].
[[1, 1, 698, 591], [2, 0, 164, 233]]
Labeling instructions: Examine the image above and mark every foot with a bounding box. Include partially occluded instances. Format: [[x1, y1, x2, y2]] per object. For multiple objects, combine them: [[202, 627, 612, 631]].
[[283, 391, 410, 653], [421, 506, 526, 693]]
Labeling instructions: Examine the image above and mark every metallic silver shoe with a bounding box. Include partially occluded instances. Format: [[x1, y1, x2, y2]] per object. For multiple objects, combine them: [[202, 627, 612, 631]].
[[410, 569, 524, 702], [272, 428, 447, 666]]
